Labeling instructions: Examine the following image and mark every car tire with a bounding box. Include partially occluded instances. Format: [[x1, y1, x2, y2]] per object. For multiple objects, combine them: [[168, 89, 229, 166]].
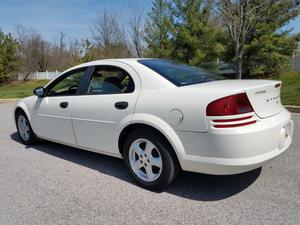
[[123, 128, 180, 190], [16, 111, 38, 145]]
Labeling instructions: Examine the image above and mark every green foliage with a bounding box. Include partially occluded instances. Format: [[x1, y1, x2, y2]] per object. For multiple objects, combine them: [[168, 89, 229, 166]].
[[269, 71, 300, 106], [170, 0, 221, 68], [144, 0, 173, 58], [221, 0, 300, 78], [145, 0, 222, 68], [78, 39, 95, 63], [243, 0, 300, 77], [244, 32, 298, 77], [0, 30, 20, 84], [78, 38, 132, 64]]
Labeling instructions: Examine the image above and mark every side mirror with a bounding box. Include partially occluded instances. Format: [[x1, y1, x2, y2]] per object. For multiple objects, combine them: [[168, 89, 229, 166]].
[[33, 87, 45, 98]]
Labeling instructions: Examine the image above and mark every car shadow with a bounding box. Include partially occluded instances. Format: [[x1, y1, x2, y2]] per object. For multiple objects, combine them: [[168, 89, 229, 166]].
[[10, 132, 261, 201]]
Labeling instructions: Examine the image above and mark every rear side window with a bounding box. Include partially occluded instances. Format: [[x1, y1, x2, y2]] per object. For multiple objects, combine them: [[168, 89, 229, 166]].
[[86, 66, 134, 95], [138, 59, 224, 86]]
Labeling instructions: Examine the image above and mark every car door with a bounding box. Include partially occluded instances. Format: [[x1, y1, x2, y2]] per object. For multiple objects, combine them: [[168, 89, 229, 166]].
[[71, 62, 140, 155], [31, 67, 89, 145]]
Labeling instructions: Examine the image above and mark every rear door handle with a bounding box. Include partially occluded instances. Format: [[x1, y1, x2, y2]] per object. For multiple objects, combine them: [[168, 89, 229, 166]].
[[60, 102, 68, 109], [114, 101, 128, 110]]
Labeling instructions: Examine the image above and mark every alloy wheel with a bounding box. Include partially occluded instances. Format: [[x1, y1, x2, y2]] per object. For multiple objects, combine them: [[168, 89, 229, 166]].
[[129, 138, 163, 182], [17, 115, 30, 141]]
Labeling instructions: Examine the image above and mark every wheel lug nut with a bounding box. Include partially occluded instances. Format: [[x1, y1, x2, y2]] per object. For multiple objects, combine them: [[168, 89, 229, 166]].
[[147, 159, 150, 163], [144, 154, 147, 157], [140, 160, 143, 163], [144, 163, 147, 167]]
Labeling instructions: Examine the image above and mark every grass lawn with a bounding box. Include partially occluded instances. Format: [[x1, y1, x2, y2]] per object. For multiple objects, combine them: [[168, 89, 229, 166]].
[[0, 80, 49, 99], [0, 72, 299, 106], [270, 71, 300, 106]]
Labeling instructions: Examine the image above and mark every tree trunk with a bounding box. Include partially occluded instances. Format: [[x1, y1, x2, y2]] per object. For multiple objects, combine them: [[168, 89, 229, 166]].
[[235, 47, 243, 79], [23, 71, 31, 82], [236, 55, 243, 79], [136, 43, 141, 58]]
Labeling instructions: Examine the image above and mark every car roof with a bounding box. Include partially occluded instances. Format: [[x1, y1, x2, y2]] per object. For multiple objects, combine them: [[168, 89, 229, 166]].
[[77, 58, 150, 67], [61, 58, 152, 74]]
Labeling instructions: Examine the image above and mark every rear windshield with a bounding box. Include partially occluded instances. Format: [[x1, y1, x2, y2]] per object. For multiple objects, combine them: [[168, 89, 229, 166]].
[[138, 59, 224, 86]]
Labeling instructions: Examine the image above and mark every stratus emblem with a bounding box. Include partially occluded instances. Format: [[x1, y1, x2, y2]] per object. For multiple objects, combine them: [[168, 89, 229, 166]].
[[266, 95, 280, 103]]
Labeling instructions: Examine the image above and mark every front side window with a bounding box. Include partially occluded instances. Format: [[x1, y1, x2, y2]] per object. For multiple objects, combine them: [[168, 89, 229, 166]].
[[47, 68, 86, 96], [138, 59, 224, 86], [87, 66, 134, 95]]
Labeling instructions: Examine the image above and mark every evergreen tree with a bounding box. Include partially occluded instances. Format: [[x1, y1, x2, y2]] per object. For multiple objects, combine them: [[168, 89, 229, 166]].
[[144, 0, 173, 58], [0, 30, 20, 84], [243, 0, 300, 77], [170, 0, 221, 68], [243, 32, 299, 77], [218, 0, 300, 78]]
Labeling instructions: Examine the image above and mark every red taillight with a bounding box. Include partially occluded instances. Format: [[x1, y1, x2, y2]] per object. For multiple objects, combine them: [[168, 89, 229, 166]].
[[206, 93, 253, 116]]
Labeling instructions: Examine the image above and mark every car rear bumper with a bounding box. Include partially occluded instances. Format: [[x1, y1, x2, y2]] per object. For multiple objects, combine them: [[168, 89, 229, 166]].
[[176, 109, 293, 175]]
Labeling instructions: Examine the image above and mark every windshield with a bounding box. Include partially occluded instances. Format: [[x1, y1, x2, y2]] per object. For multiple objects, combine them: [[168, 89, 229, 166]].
[[138, 59, 224, 86]]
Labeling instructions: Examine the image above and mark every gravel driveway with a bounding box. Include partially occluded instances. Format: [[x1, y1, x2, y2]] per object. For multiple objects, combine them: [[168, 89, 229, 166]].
[[0, 103, 299, 225]]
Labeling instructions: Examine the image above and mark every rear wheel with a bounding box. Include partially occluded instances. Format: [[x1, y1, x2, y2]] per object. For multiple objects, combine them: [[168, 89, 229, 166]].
[[124, 129, 179, 190], [16, 111, 38, 145]]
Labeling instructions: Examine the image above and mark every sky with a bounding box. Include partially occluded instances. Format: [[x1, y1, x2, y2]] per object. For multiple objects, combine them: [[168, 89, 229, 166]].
[[0, 0, 299, 42], [0, 0, 153, 41]]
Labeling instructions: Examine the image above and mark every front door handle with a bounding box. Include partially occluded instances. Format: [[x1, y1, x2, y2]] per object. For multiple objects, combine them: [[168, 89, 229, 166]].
[[60, 102, 68, 109], [114, 101, 128, 110]]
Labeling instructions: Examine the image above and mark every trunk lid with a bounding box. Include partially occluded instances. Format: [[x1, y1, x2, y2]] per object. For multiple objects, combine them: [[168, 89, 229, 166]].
[[244, 81, 282, 118], [183, 79, 283, 118]]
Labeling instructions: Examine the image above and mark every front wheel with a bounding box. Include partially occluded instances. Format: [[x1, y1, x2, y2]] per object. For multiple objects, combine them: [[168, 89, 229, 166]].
[[124, 129, 180, 190], [16, 111, 38, 145]]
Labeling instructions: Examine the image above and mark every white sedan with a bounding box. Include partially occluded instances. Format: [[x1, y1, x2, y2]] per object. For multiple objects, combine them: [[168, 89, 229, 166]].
[[14, 59, 293, 189]]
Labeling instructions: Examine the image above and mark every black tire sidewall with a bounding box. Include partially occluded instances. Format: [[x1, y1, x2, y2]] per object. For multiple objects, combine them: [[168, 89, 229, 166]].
[[16, 111, 36, 145], [124, 129, 178, 190]]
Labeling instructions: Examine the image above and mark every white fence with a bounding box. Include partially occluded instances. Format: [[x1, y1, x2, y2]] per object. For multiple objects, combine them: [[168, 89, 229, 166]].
[[17, 71, 61, 80], [292, 55, 300, 71]]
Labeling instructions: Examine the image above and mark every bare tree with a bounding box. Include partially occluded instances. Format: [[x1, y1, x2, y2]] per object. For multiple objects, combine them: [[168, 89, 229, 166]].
[[15, 25, 81, 76], [58, 32, 66, 52], [216, 0, 276, 79], [49, 32, 65, 70], [128, 4, 145, 57], [62, 37, 81, 68], [14, 24, 27, 46], [90, 8, 131, 58], [15, 25, 51, 80], [91, 9, 125, 47]]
